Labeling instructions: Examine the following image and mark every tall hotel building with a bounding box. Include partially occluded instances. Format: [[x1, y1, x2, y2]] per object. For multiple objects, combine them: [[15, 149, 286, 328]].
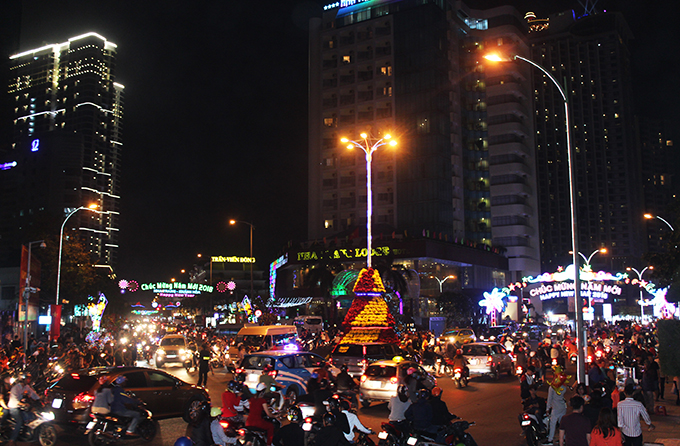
[[1, 33, 123, 268], [527, 12, 643, 272], [308, 0, 541, 282]]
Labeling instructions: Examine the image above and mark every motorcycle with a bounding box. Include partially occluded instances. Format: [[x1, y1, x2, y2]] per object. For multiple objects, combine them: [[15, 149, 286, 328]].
[[218, 416, 245, 444], [356, 431, 376, 446], [453, 368, 468, 388], [377, 421, 410, 446], [0, 399, 58, 446], [236, 426, 268, 446], [519, 411, 548, 446], [405, 420, 477, 446], [85, 401, 158, 446]]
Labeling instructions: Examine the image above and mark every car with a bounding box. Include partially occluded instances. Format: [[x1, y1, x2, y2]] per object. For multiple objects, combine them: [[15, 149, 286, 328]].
[[328, 342, 404, 378], [155, 334, 193, 368], [439, 328, 477, 345], [45, 366, 209, 428], [238, 350, 335, 404], [358, 359, 436, 408], [478, 325, 511, 342], [461, 342, 513, 379]]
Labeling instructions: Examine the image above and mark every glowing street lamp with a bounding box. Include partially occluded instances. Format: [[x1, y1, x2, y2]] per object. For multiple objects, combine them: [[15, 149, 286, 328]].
[[485, 52, 586, 383], [431, 275, 455, 293], [569, 248, 607, 270], [644, 213, 675, 231], [340, 133, 397, 268], [229, 219, 255, 299], [627, 266, 654, 321]]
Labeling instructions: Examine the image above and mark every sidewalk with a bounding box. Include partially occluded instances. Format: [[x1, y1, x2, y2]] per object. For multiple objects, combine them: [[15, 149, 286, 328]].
[[643, 387, 680, 446]]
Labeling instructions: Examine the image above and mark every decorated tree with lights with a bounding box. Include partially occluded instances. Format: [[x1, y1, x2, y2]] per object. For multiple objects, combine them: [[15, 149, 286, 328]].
[[340, 268, 398, 344]]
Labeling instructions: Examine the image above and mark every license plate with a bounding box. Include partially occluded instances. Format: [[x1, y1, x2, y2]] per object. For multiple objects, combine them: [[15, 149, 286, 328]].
[[167, 354, 177, 358], [51, 399, 62, 409], [521, 420, 531, 426], [378, 432, 388, 440], [407, 437, 418, 445], [302, 422, 312, 431], [469, 358, 479, 365], [86, 421, 95, 430], [364, 380, 382, 389]]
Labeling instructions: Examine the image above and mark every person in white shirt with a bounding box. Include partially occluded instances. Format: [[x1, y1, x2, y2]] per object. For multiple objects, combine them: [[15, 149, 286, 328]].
[[617, 384, 654, 446], [209, 407, 232, 446], [546, 383, 568, 445], [340, 400, 372, 443], [7, 374, 40, 445]]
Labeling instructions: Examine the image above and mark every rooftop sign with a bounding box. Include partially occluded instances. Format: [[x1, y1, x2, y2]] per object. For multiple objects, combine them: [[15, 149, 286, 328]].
[[211, 256, 256, 263]]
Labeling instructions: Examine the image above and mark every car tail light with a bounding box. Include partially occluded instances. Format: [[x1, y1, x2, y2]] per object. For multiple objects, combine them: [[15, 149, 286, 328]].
[[389, 376, 398, 384], [487, 355, 493, 365], [360, 375, 367, 383], [73, 392, 95, 410], [235, 368, 244, 374]]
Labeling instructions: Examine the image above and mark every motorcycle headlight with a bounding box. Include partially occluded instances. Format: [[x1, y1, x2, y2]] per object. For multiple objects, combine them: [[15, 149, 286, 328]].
[[41, 412, 55, 421]]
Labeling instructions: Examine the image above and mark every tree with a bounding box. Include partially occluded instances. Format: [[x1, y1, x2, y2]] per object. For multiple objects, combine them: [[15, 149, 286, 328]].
[[437, 290, 475, 327]]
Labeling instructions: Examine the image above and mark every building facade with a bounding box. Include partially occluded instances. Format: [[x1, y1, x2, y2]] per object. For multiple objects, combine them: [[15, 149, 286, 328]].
[[308, 0, 541, 289], [2, 32, 123, 268]]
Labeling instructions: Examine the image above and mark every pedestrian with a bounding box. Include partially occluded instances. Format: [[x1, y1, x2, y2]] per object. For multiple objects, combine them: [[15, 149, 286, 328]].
[[590, 407, 622, 446], [641, 358, 659, 411], [617, 383, 655, 446], [547, 380, 568, 444], [558, 396, 591, 446]]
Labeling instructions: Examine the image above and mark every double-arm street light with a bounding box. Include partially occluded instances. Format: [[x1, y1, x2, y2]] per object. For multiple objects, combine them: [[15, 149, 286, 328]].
[[22, 239, 46, 358], [229, 219, 254, 299], [485, 53, 586, 383], [431, 275, 455, 294], [56, 204, 100, 306], [340, 133, 397, 268], [627, 266, 654, 321], [570, 248, 607, 270]]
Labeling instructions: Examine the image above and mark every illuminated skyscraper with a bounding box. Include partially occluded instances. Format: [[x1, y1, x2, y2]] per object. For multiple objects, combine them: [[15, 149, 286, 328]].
[[1, 32, 123, 268]]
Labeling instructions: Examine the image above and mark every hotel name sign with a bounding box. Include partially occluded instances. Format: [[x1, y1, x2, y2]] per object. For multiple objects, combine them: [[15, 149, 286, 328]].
[[296, 246, 409, 262]]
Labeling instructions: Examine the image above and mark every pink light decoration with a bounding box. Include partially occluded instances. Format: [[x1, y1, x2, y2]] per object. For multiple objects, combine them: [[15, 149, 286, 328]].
[[216, 281, 228, 293]]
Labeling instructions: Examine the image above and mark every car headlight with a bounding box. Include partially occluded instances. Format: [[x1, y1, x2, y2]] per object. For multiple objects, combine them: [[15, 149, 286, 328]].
[[41, 412, 55, 421], [157, 349, 165, 356], [179, 349, 186, 355]]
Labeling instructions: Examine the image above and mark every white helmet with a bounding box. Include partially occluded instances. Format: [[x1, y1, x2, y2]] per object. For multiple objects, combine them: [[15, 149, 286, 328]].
[[256, 382, 267, 392]]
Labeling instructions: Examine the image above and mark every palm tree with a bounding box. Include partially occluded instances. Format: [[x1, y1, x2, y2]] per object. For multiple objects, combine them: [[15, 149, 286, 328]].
[[303, 261, 344, 323]]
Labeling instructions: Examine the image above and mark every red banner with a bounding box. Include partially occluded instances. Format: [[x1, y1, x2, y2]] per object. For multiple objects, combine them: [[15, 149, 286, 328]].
[[50, 305, 62, 341]]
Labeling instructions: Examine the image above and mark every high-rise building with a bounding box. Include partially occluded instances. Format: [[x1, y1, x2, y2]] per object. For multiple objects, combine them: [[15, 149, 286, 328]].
[[528, 11, 643, 273], [308, 0, 540, 284], [2, 32, 123, 268]]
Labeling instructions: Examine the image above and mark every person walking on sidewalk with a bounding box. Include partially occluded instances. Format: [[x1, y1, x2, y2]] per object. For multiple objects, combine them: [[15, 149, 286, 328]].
[[558, 396, 591, 446], [617, 384, 655, 446]]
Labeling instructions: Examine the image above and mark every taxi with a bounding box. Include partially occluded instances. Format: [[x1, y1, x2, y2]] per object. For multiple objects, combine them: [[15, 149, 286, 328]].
[[237, 349, 336, 403]]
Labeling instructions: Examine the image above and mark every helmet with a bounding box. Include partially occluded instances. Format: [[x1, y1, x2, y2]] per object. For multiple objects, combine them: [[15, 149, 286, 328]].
[[324, 397, 340, 412], [210, 407, 221, 418], [397, 385, 409, 402], [310, 372, 319, 379], [322, 412, 336, 426], [263, 364, 274, 372], [319, 379, 329, 389], [256, 382, 267, 392], [417, 388, 431, 400], [228, 380, 241, 392], [287, 406, 302, 423], [456, 349, 463, 356], [406, 367, 416, 375], [431, 387, 442, 398], [339, 399, 351, 411], [114, 375, 127, 385], [174, 437, 193, 446]]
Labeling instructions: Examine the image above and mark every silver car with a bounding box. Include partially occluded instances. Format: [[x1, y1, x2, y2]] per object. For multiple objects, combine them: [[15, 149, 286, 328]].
[[359, 360, 436, 407], [461, 342, 513, 379]]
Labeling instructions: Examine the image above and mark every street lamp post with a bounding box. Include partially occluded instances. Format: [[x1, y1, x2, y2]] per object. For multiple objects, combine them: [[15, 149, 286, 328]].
[[22, 239, 46, 358], [340, 133, 397, 268], [431, 275, 455, 293], [229, 220, 254, 299], [485, 53, 586, 383], [56, 204, 100, 306], [627, 266, 654, 322]]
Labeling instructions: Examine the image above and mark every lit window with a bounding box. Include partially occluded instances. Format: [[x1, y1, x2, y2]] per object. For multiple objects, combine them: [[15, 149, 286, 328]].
[[324, 220, 334, 229]]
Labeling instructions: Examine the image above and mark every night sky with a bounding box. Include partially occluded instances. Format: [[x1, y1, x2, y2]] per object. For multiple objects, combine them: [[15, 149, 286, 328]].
[[17, 0, 678, 284]]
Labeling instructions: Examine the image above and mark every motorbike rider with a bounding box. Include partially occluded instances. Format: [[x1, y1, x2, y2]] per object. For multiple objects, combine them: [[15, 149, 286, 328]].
[[259, 364, 284, 391], [428, 387, 457, 427], [245, 382, 278, 444], [335, 364, 359, 409], [313, 379, 334, 417], [339, 399, 372, 443], [209, 406, 230, 446], [405, 388, 437, 437], [520, 366, 537, 400], [522, 384, 547, 432], [388, 385, 411, 433], [404, 367, 426, 403], [273, 405, 305, 446], [189, 401, 213, 446], [221, 380, 245, 422], [111, 375, 142, 436], [450, 349, 469, 379], [91, 375, 114, 414], [7, 373, 40, 445], [314, 412, 352, 446], [0, 375, 12, 428]]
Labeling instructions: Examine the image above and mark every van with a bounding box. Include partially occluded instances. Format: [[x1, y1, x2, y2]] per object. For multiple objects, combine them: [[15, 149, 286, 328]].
[[293, 315, 324, 334], [228, 325, 298, 359]]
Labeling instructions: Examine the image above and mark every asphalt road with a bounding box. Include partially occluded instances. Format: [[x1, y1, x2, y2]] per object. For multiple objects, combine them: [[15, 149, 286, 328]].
[[32, 359, 533, 446]]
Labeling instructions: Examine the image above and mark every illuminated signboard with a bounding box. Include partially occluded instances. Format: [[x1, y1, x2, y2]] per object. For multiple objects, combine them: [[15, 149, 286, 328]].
[[211, 256, 256, 263], [269, 254, 288, 298], [528, 281, 623, 301], [324, 0, 401, 14], [119, 279, 213, 296], [296, 246, 394, 262]]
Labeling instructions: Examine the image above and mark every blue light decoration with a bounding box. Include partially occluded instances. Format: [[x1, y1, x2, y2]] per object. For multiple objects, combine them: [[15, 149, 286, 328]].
[[31, 139, 40, 152], [0, 161, 17, 171]]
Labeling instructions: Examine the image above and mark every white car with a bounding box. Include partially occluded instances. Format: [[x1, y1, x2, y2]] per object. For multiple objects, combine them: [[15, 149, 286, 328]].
[[462, 342, 513, 379]]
